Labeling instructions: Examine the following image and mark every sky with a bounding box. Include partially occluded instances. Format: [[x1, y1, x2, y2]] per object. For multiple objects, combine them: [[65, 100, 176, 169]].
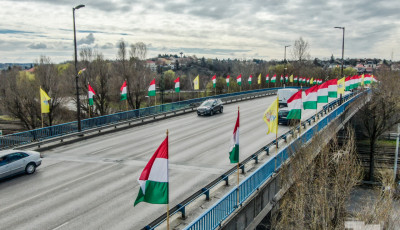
[[1, 0, 399, 63]]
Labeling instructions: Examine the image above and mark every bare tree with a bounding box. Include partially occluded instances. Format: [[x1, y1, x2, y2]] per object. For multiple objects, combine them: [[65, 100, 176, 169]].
[[291, 37, 310, 63], [357, 70, 400, 181]]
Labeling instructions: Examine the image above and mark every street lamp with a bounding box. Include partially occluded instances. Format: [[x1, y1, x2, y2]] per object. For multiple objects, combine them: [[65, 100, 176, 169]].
[[284, 45, 291, 88], [73, 4, 85, 132], [334, 26, 345, 78]]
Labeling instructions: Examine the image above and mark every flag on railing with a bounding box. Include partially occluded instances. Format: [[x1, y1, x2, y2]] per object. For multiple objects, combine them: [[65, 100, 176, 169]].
[[88, 83, 96, 106], [194, 75, 199, 90], [345, 76, 351, 91], [337, 77, 345, 96], [40, 87, 51, 114], [266, 74, 269, 83], [306, 78, 310, 84], [174, 77, 180, 93], [271, 74, 276, 83], [121, 81, 127, 101], [248, 75, 253, 85], [310, 78, 314, 85], [258, 73, 261, 84], [289, 74, 293, 83], [294, 76, 298, 83], [287, 90, 302, 120], [236, 74, 242, 86], [78, 67, 86, 75], [327, 79, 337, 98], [134, 135, 169, 206], [226, 75, 230, 87], [229, 108, 240, 163], [285, 75, 289, 83], [212, 75, 216, 88], [303, 85, 318, 110], [148, 79, 156, 96], [263, 97, 279, 134], [364, 74, 371, 85], [280, 75, 283, 83], [317, 81, 329, 103]]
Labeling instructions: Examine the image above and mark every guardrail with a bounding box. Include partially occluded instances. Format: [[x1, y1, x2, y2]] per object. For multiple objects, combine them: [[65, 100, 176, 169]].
[[0, 87, 296, 150], [182, 90, 368, 230]]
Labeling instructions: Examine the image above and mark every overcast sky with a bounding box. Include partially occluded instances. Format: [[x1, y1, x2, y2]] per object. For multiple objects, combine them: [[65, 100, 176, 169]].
[[1, 0, 399, 63]]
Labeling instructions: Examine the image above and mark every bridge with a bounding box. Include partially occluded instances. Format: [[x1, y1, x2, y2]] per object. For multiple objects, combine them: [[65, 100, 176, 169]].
[[0, 87, 370, 230]]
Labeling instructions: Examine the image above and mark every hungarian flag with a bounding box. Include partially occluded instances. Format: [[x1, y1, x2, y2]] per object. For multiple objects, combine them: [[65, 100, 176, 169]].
[[271, 74, 276, 83], [306, 78, 310, 84], [212, 75, 216, 88], [327, 79, 338, 98], [364, 74, 372, 85], [303, 85, 318, 110], [237, 74, 242, 86], [285, 75, 289, 83], [120, 80, 127, 101], [280, 75, 283, 83], [345, 76, 351, 91], [287, 90, 302, 120], [88, 83, 96, 106], [226, 75, 230, 86], [174, 77, 180, 93], [148, 78, 156, 96], [294, 76, 298, 83], [248, 75, 253, 85], [134, 136, 169, 206], [257, 73, 261, 84], [266, 74, 269, 83], [229, 109, 240, 163], [317, 81, 329, 103]]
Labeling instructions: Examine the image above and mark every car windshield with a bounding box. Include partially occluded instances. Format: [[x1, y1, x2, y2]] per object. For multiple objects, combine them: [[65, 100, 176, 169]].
[[201, 100, 214, 107], [279, 110, 289, 116]]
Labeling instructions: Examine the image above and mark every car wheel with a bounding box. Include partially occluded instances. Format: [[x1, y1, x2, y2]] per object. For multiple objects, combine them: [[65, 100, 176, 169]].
[[220, 107, 223, 113], [210, 110, 214, 116], [25, 163, 36, 174]]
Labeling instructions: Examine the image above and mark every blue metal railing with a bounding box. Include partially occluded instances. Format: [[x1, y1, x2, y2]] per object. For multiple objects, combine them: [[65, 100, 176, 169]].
[[184, 90, 367, 230], [0, 87, 292, 150]]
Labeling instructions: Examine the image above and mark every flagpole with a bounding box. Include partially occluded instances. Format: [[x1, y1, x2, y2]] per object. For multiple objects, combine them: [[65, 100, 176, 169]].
[[88, 82, 91, 118], [41, 113, 44, 128], [237, 106, 240, 207], [166, 129, 170, 230]]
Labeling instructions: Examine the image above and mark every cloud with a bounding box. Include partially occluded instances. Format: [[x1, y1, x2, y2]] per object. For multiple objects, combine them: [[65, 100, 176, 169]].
[[78, 33, 95, 46], [28, 43, 47, 49], [100, 42, 114, 49]]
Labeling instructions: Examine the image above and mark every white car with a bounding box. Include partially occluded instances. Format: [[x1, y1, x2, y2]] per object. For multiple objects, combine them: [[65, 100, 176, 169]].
[[277, 88, 299, 107], [0, 150, 42, 180]]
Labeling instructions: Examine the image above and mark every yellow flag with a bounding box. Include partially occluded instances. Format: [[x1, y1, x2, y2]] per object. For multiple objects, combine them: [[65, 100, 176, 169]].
[[193, 75, 199, 90], [310, 77, 314, 84], [257, 73, 261, 84], [40, 87, 51, 113], [361, 74, 365, 86], [337, 77, 345, 95], [263, 97, 279, 134], [289, 74, 293, 83]]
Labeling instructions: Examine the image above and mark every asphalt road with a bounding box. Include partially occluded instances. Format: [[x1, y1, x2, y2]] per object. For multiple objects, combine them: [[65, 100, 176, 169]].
[[0, 94, 341, 230]]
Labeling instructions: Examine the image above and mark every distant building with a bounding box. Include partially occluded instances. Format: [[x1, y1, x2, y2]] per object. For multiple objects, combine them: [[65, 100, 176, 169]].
[[146, 60, 157, 72]]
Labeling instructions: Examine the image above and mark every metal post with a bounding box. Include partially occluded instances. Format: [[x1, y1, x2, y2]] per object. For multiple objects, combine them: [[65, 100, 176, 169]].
[[394, 123, 399, 180], [335, 27, 345, 78], [284, 45, 290, 88], [73, 4, 85, 132]]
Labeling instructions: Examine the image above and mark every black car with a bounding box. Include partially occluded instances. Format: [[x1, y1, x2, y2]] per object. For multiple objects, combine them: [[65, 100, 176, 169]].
[[278, 108, 300, 125], [197, 99, 223, 116]]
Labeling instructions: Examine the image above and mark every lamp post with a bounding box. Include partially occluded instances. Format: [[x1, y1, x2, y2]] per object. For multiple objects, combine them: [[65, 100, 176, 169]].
[[283, 45, 291, 88], [73, 4, 85, 132], [334, 26, 345, 78]]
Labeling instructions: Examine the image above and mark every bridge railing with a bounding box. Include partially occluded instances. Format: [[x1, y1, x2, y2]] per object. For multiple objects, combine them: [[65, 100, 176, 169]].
[[182, 90, 367, 230], [0, 87, 292, 150]]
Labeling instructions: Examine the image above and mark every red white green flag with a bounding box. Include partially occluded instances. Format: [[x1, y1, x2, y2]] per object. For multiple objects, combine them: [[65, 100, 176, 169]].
[[327, 79, 338, 98], [229, 109, 240, 163], [174, 77, 180, 93], [88, 83, 96, 106], [345, 76, 351, 91], [248, 75, 253, 85], [120, 80, 127, 101], [317, 81, 329, 103], [134, 136, 169, 206], [148, 78, 156, 96], [237, 74, 242, 86], [271, 74, 276, 83], [212, 75, 216, 88], [303, 85, 318, 110], [287, 90, 302, 119], [266, 74, 269, 83], [226, 75, 230, 86]]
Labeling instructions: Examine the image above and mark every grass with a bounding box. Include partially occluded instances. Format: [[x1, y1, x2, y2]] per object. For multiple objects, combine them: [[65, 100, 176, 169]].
[[358, 139, 398, 147], [0, 115, 17, 121]]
